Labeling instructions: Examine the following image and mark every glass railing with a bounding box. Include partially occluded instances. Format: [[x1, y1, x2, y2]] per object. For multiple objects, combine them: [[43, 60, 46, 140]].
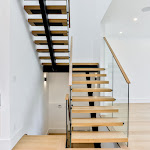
[[103, 37, 130, 146]]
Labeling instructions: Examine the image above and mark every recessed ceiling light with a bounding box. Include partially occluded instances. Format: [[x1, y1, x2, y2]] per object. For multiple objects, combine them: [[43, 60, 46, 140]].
[[142, 7, 150, 12], [119, 32, 123, 34], [133, 18, 138, 21]]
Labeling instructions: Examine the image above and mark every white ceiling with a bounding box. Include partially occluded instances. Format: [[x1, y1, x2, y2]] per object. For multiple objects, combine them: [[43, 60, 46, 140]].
[[102, 0, 150, 37]]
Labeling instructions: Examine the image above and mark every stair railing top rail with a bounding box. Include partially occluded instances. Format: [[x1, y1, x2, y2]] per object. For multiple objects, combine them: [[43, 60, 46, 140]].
[[65, 94, 70, 121], [104, 37, 131, 84], [69, 37, 73, 86]]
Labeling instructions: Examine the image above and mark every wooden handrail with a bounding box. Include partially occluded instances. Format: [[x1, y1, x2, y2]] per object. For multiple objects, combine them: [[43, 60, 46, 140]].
[[65, 94, 69, 101], [104, 37, 131, 84], [69, 37, 73, 86], [65, 94, 70, 121]]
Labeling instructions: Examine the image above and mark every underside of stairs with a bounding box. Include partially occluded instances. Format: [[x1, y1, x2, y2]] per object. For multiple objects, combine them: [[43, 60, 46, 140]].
[[24, 0, 70, 72]]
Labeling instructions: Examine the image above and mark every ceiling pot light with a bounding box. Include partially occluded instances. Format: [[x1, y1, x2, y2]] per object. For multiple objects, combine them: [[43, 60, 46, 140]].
[[119, 32, 123, 34], [133, 18, 138, 21], [142, 7, 150, 12]]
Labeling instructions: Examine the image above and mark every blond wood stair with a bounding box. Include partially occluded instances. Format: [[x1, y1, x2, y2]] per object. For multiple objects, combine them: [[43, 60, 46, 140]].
[[72, 106, 119, 113], [72, 74, 107, 77], [32, 30, 68, 36], [72, 96, 115, 102], [72, 118, 124, 127], [39, 56, 69, 60], [72, 81, 109, 84], [72, 88, 112, 92], [71, 131, 128, 143], [37, 49, 69, 53], [72, 68, 105, 71], [28, 19, 67, 26], [24, 5, 67, 14], [34, 40, 68, 45]]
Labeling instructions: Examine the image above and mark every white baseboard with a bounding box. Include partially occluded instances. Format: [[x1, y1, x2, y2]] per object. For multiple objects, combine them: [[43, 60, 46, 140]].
[[10, 128, 25, 150], [0, 139, 10, 150], [48, 128, 66, 134], [130, 98, 150, 103], [112, 98, 150, 103], [0, 128, 25, 150]]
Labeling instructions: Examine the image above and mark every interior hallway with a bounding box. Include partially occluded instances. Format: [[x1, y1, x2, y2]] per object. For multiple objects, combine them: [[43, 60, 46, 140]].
[[13, 104, 150, 150]]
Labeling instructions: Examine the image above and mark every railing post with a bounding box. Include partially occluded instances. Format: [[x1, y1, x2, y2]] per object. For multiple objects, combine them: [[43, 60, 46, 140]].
[[70, 87, 72, 148], [127, 84, 130, 147], [66, 99, 68, 148], [112, 55, 114, 118]]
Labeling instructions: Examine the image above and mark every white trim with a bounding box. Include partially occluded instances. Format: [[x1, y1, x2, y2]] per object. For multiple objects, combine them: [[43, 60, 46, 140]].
[[130, 98, 150, 103], [10, 128, 25, 150], [112, 98, 150, 103], [0, 139, 10, 150]]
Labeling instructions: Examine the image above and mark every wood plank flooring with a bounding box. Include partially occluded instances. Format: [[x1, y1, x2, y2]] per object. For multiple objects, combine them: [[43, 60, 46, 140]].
[[13, 104, 150, 150]]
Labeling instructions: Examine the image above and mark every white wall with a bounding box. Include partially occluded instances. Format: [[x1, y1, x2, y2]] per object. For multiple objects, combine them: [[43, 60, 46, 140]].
[[106, 38, 150, 103], [47, 73, 69, 133], [0, 0, 49, 150], [70, 0, 112, 63], [9, 0, 49, 148], [0, 0, 11, 149], [102, 0, 150, 103]]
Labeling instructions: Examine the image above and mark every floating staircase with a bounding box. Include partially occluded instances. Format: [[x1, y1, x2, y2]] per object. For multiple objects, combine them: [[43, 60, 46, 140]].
[[24, 1, 129, 149], [24, 0, 70, 72], [66, 63, 129, 148]]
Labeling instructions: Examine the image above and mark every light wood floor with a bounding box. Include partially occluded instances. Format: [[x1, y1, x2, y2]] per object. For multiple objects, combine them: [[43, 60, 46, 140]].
[[13, 104, 150, 150]]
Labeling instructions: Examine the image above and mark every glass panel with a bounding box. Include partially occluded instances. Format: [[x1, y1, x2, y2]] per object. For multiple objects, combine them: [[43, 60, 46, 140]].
[[101, 43, 113, 118], [104, 41, 129, 145], [112, 58, 129, 139]]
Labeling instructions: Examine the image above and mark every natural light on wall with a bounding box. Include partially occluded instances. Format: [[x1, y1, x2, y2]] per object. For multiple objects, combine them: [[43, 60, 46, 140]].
[[44, 73, 47, 86]]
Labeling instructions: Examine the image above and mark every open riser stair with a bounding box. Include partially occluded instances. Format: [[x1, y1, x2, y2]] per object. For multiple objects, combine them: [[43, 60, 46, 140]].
[[66, 59, 130, 148], [24, 1, 130, 149], [24, 0, 71, 72]]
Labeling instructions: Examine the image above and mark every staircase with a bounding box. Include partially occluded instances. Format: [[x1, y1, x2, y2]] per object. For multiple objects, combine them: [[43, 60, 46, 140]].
[[24, 0, 130, 149], [24, 0, 70, 72], [66, 63, 128, 148]]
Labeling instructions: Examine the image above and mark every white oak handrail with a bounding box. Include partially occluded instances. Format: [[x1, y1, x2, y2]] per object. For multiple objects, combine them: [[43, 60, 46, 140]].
[[65, 94, 69, 101], [104, 37, 131, 84], [69, 36, 73, 86]]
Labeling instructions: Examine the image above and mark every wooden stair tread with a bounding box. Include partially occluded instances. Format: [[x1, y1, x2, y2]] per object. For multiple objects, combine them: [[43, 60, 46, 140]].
[[72, 118, 124, 127], [73, 63, 99, 65], [72, 88, 112, 92], [71, 131, 128, 143], [32, 30, 68, 36], [72, 96, 115, 102], [73, 74, 106, 77], [39, 56, 69, 60], [42, 63, 69, 66], [24, 6, 66, 14], [72, 106, 118, 113], [72, 68, 105, 71], [34, 40, 68, 45], [37, 49, 68, 53], [72, 81, 109, 84], [28, 19, 67, 26]]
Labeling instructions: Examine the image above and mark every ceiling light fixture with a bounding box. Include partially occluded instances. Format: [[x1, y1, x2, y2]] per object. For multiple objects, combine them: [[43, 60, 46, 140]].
[[133, 18, 138, 21], [119, 32, 123, 34]]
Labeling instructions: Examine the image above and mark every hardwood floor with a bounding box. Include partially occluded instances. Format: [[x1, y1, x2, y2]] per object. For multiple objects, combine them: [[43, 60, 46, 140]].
[[13, 104, 150, 150]]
